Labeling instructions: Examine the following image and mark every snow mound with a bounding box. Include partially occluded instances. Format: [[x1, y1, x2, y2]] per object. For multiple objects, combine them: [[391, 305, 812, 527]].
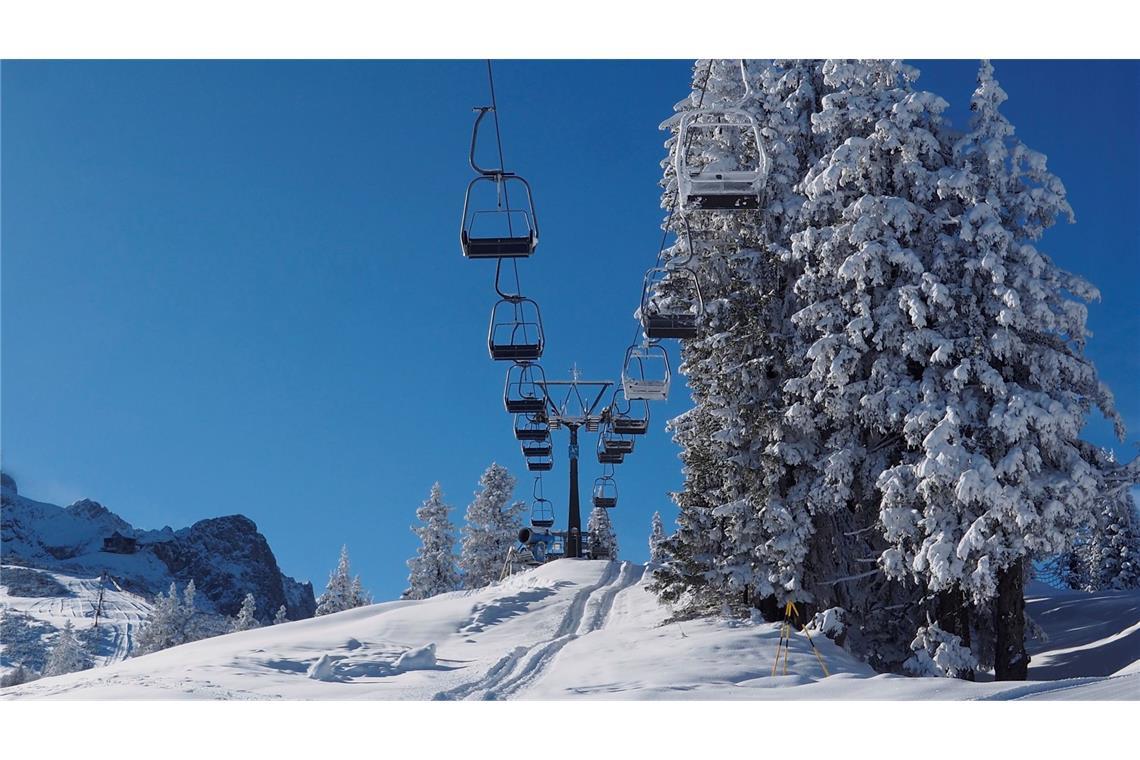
[[395, 643, 436, 671], [307, 654, 339, 681]]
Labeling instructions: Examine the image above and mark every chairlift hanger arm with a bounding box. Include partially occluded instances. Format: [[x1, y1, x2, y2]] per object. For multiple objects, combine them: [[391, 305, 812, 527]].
[[469, 106, 515, 178]]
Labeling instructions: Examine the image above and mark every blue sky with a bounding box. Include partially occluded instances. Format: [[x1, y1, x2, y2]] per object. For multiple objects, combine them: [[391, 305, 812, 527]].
[[2, 60, 1137, 601]]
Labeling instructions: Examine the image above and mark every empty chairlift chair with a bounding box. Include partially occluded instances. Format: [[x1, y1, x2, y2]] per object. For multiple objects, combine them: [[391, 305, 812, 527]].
[[675, 108, 769, 211], [522, 441, 552, 459], [514, 413, 551, 442], [488, 297, 545, 361], [608, 387, 650, 436], [460, 107, 539, 259], [504, 362, 548, 414], [530, 478, 555, 528], [597, 435, 625, 465], [640, 266, 703, 340], [622, 343, 671, 402], [600, 423, 634, 455], [592, 476, 618, 509], [526, 456, 554, 472]]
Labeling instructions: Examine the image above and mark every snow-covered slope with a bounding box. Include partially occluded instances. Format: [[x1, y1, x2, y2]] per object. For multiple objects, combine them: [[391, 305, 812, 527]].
[[3, 559, 1137, 700], [1, 565, 153, 675]]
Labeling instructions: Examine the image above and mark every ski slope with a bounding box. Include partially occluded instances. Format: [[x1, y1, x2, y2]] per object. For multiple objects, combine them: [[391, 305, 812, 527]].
[[1, 565, 153, 673], [2, 559, 1137, 700]]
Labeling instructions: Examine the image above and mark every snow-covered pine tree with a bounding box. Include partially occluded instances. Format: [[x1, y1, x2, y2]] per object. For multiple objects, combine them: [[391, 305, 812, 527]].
[[43, 620, 91, 677], [1083, 484, 1140, 590], [348, 575, 372, 608], [134, 580, 205, 655], [651, 59, 829, 619], [460, 463, 526, 589], [876, 60, 1126, 679], [273, 605, 289, 625], [648, 511, 667, 563], [232, 593, 260, 632], [649, 406, 733, 615], [315, 545, 354, 616], [405, 482, 461, 599], [587, 505, 618, 560]]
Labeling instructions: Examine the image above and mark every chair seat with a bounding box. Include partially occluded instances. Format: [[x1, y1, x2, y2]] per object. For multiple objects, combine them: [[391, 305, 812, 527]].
[[686, 193, 759, 210], [490, 344, 543, 361], [527, 461, 553, 471], [463, 233, 535, 258], [593, 497, 617, 509], [612, 420, 649, 435], [643, 315, 698, 340], [506, 398, 546, 414]]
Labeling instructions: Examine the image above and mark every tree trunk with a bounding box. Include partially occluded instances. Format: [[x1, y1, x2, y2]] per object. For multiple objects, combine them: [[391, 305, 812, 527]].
[[994, 557, 1028, 681], [758, 594, 780, 623], [936, 586, 975, 681]]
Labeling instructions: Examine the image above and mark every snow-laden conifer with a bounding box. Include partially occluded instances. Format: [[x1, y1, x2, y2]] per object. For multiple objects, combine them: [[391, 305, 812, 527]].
[[648, 511, 667, 563], [460, 463, 526, 589], [587, 506, 618, 560], [232, 593, 260, 632], [134, 580, 204, 655], [43, 620, 91, 677], [405, 483, 461, 599], [316, 545, 369, 616], [273, 605, 289, 625]]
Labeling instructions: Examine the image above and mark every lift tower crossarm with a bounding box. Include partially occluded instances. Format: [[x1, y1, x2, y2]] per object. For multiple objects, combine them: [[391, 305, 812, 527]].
[[531, 370, 613, 558]]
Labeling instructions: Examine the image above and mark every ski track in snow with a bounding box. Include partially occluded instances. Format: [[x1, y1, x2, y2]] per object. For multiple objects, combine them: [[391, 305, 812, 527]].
[[2, 566, 152, 670], [434, 560, 637, 701]]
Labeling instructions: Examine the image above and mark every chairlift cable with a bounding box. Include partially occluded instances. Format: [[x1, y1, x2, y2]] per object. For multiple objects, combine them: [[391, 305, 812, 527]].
[[485, 60, 525, 308]]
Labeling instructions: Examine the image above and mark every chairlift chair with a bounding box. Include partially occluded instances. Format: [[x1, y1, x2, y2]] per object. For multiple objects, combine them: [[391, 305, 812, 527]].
[[526, 455, 554, 472], [592, 476, 618, 509], [460, 106, 539, 259], [640, 266, 703, 340], [488, 297, 545, 361], [622, 343, 671, 401], [675, 108, 769, 211], [514, 413, 551, 442], [597, 449, 625, 465], [530, 477, 555, 528], [608, 388, 650, 436], [600, 424, 635, 455], [522, 442, 552, 459], [504, 363, 549, 414]]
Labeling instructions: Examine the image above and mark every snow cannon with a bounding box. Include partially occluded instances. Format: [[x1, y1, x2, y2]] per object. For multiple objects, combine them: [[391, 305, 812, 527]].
[[518, 527, 555, 563]]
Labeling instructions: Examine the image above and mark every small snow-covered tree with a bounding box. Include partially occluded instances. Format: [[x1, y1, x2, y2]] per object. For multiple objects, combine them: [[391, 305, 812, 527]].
[[43, 620, 92, 677], [587, 506, 618, 560], [1091, 487, 1140, 590], [460, 463, 526, 589], [232, 593, 260, 632], [134, 580, 205, 656], [273, 605, 289, 625], [648, 511, 667, 563], [0, 664, 39, 688], [315, 545, 355, 616], [348, 575, 372, 608], [405, 482, 461, 599]]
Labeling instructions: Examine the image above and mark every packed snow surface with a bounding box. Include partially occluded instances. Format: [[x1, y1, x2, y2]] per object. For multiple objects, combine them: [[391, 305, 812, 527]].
[[3, 560, 1137, 700], [1, 565, 153, 673]]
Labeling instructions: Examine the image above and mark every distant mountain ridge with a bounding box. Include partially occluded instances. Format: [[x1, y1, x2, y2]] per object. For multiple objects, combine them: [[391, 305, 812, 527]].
[[0, 473, 315, 622]]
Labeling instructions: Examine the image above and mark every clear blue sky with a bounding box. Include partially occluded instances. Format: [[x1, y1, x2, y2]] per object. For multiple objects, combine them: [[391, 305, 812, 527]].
[[3, 60, 1137, 601]]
